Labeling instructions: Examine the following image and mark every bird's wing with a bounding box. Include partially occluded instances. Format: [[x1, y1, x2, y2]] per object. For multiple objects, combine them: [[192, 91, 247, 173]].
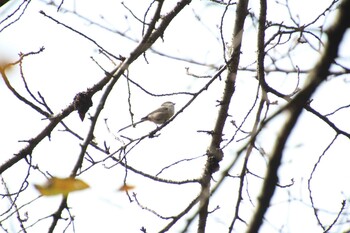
[[141, 106, 169, 120], [147, 111, 172, 124]]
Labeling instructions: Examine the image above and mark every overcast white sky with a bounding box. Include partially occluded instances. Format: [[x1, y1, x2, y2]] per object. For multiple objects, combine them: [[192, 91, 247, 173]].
[[1, 0, 350, 232]]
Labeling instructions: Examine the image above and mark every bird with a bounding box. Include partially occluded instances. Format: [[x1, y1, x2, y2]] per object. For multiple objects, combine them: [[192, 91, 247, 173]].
[[118, 101, 175, 132]]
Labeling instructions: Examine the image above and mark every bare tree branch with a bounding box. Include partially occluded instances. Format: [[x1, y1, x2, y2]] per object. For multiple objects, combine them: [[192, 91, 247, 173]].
[[247, 0, 350, 232], [198, 0, 250, 232]]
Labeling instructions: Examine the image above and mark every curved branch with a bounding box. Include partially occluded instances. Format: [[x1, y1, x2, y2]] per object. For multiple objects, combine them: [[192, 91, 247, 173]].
[[247, 0, 350, 231]]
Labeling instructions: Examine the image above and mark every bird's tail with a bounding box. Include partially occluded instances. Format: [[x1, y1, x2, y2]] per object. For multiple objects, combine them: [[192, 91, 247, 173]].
[[118, 119, 145, 132]]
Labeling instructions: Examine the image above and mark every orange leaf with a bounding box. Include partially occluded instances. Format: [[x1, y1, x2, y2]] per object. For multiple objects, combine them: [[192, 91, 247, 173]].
[[118, 184, 135, 192], [34, 177, 89, 196]]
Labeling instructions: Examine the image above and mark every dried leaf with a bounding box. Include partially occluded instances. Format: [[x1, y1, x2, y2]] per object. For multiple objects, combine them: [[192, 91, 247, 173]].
[[74, 91, 93, 121], [34, 177, 89, 196], [118, 184, 135, 192]]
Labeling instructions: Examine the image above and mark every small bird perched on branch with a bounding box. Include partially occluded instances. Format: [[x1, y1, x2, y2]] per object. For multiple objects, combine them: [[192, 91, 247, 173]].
[[118, 101, 175, 132]]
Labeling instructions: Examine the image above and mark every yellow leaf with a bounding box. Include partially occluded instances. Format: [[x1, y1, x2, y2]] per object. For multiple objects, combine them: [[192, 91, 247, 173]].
[[34, 177, 89, 196], [118, 184, 135, 192]]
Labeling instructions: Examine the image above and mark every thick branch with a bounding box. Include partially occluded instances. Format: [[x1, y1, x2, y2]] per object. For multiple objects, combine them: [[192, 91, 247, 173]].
[[198, 0, 250, 232], [46, 0, 194, 231], [0, 0, 193, 176], [246, 0, 350, 232]]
